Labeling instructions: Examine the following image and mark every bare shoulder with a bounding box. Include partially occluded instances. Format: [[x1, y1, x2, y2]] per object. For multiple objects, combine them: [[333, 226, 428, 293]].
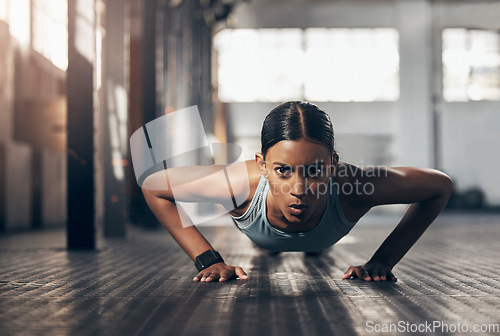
[[335, 161, 453, 208], [227, 159, 263, 217], [245, 159, 264, 186]]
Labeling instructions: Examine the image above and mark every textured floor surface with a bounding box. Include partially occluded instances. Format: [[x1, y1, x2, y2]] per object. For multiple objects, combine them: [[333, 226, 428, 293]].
[[1, 212, 500, 336]]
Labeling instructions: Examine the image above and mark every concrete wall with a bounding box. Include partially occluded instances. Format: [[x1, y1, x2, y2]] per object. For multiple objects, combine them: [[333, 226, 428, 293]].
[[440, 102, 500, 204], [42, 150, 66, 227], [5, 142, 32, 230]]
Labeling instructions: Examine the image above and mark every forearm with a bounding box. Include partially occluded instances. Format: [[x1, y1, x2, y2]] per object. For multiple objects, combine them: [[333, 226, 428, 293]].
[[143, 190, 216, 262], [369, 192, 450, 268]]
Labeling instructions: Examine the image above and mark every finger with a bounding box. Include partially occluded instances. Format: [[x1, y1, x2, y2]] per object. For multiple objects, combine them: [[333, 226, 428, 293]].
[[219, 272, 230, 282], [235, 267, 248, 280], [193, 274, 201, 281], [383, 269, 394, 281], [358, 268, 372, 281], [212, 272, 224, 282], [342, 267, 354, 279], [387, 270, 397, 281], [372, 270, 382, 281], [201, 272, 211, 281], [205, 272, 217, 282], [213, 273, 224, 281], [342, 271, 352, 279]]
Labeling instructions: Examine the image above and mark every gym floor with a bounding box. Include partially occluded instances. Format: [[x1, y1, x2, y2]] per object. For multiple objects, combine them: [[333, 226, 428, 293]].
[[1, 212, 499, 336]]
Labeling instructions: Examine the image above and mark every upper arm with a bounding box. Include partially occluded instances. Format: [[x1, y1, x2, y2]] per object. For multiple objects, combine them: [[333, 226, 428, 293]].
[[346, 165, 453, 208], [141, 160, 256, 208]]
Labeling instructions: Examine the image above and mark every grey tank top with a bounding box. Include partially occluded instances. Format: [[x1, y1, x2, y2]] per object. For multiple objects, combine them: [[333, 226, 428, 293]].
[[230, 175, 358, 252]]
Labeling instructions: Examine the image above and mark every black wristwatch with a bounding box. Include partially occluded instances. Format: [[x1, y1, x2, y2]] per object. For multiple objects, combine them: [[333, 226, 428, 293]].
[[194, 249, 224, 272]]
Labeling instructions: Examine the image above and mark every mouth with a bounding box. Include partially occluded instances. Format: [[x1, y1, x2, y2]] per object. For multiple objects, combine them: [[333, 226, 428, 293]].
[[289, 203, 307, 216]]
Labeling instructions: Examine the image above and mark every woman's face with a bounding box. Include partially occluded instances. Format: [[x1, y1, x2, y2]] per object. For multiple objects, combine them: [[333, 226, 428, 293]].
[[257, 138, 336, 225]]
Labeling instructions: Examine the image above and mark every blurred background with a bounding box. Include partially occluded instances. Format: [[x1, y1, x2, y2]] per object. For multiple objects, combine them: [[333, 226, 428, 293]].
[[0, 0, 499, 245]]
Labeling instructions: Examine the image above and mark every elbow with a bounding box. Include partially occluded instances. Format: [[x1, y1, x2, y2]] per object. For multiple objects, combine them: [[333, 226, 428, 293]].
[[141, 187, 152, 203], [141, 185, 157, 200], [438, 172, 454, 199], [141, 185, 150, 196]]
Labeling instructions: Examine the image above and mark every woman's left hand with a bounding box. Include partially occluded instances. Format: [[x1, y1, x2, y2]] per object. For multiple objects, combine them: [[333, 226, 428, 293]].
[[342, 261, 397, 281]]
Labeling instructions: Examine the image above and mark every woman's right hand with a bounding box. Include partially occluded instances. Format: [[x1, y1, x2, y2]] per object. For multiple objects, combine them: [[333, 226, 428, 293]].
[[342, 261, 397, 281], [193, 262, 248, 282]]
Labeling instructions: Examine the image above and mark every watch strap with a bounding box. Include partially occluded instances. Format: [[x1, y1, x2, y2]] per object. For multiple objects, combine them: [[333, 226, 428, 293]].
[[194, 249, 224, 272]]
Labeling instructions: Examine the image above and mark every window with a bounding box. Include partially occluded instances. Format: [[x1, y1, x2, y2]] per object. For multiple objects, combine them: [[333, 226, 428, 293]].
[[214, 29, 304, 102], [32, 0, 68, 71], [214, 28, 399, 102], [304, 28, 399, 102], [443, 28, 500, 102]]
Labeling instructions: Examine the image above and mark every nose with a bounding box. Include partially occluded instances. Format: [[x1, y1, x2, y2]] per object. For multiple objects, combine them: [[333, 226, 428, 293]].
[[290, 175, 306, 198]]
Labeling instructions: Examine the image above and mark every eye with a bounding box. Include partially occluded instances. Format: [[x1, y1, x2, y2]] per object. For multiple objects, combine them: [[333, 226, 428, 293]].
[[306, 166, 323, 178], [275, 166, 292, 177]]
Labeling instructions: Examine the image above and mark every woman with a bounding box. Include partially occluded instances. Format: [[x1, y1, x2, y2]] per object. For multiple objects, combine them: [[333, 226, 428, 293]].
[[141, 101, 453, 283]]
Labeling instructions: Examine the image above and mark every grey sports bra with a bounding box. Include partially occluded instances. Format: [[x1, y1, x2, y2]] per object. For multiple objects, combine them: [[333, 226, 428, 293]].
[[229, 175, 358, 252]]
